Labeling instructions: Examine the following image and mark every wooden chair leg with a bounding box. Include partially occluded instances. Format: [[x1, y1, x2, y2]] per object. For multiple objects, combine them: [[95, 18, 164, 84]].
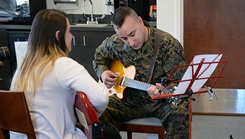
[[0, 129, 4, 139], [121, 118, 164, 139], [127, 132, 132, 139], [159, 132, 164, 139]]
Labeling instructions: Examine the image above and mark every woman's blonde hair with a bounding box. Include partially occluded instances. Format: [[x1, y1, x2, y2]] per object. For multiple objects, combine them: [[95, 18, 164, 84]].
[[11, 9, 68, 94]]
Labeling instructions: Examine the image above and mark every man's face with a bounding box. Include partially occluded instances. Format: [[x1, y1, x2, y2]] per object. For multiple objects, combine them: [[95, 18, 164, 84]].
[[114, 16, 146, 50]]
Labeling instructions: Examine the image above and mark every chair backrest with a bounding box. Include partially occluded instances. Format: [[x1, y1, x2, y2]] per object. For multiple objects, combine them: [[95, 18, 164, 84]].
[[0, 90, 36, 139], [75, 91, 103, 139]]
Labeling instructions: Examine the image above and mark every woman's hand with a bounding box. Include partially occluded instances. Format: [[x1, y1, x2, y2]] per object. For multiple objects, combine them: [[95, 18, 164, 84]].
[[0, 61, 3, 66]]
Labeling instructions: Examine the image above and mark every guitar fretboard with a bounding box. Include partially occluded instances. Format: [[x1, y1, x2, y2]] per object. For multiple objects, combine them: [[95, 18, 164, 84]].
[[121, 77, 152, 91]]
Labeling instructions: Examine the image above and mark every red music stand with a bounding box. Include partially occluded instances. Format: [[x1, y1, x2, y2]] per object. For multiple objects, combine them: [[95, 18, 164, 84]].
[[151, 53, 227, 139]]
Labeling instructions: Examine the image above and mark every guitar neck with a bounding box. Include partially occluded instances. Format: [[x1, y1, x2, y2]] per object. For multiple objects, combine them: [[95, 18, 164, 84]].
[[121, 77, 152, 91]]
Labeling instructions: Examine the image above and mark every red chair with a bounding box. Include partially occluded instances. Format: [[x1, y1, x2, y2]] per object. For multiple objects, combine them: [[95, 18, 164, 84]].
[[75, 91, 104, 139]]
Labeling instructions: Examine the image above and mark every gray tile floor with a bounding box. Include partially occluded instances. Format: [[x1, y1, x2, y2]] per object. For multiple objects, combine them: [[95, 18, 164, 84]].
[[120, 115, 245, 139], [119, 88, 245, 139]]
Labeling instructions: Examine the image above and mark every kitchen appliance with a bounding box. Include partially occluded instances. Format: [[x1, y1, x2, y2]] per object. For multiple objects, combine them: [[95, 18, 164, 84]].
[[53, 0, 78, 4], [0, 0, 46, 25]]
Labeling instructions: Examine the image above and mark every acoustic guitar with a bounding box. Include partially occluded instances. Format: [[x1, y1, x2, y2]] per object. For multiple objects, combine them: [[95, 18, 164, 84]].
[[101, 60, 167, 99], [74, 91, 103, 139]]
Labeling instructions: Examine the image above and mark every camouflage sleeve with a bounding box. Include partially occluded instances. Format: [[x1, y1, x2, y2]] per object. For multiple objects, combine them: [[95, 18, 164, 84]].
[[93, 35, 116, 78], [160, 32, 186, 88]]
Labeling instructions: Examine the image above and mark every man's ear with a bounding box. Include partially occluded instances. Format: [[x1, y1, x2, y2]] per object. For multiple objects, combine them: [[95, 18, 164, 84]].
[[137, 16, 144, 25], [55, 30, 60, 41]]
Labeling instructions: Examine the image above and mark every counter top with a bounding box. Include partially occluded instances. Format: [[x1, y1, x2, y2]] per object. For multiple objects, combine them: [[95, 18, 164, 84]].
[[70, 24, 114, 32], [0, 24, 114, 32], [0, 21, 156, 31], [0, 24, 31, 30], [192, 88, 245, 115]]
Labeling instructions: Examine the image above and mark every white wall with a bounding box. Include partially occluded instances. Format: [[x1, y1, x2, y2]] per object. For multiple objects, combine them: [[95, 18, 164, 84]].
[[46, 0, 114, 14], [157, 0, 183, 45]]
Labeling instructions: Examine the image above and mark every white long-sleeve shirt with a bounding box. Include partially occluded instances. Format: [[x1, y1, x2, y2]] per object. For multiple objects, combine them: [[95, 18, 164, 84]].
[[10, 57, 109, 139]]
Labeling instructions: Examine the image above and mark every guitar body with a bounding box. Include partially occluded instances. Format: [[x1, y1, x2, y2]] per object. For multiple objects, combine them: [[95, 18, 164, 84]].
[[75, 91, 103, 139], [100, 60, 154, 99], [108, 60, 136, 99]]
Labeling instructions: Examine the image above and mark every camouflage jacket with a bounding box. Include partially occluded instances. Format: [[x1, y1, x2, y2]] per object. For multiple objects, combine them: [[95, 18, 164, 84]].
[[93, 22, 186, 89]]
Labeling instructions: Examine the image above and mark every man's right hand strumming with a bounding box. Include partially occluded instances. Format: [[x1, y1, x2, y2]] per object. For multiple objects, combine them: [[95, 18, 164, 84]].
[[101, 70, 120, 89]]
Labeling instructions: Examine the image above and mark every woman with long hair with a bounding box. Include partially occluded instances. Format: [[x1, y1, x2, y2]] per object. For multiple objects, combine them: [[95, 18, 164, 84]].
[[10, 9, 109, 139]]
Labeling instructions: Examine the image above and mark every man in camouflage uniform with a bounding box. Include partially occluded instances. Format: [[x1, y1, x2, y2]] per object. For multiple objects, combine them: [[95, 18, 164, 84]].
[[93, 7, 188, 139]]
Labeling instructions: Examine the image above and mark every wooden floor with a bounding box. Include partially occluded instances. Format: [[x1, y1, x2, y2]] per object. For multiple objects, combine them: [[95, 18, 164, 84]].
[[192, 88, 245, 115]]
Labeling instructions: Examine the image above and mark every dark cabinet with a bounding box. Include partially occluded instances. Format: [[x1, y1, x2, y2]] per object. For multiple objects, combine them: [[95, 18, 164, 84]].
[[7, 30, 29, 75], [0, 26, 115, 88], [0, 29, 11, 90], [0, 30, 29, 90], [128, 0, 150, 21], [114, 0, 150, 21], [69, 29, 115, 80]]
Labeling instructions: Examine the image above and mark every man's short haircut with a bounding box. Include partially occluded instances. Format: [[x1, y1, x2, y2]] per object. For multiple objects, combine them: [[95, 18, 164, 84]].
[[112, 7, 138, 28]]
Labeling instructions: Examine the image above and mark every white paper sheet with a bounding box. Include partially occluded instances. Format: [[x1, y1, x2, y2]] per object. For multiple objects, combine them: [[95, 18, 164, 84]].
[[14, 41, 28, 67], [75, 108, 89, 130], [174, 54, 223, 94]]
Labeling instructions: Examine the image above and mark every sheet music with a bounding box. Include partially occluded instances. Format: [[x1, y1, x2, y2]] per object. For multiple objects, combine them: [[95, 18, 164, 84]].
[[174, 54, 223, 94], [14, 41, 28, 67]]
